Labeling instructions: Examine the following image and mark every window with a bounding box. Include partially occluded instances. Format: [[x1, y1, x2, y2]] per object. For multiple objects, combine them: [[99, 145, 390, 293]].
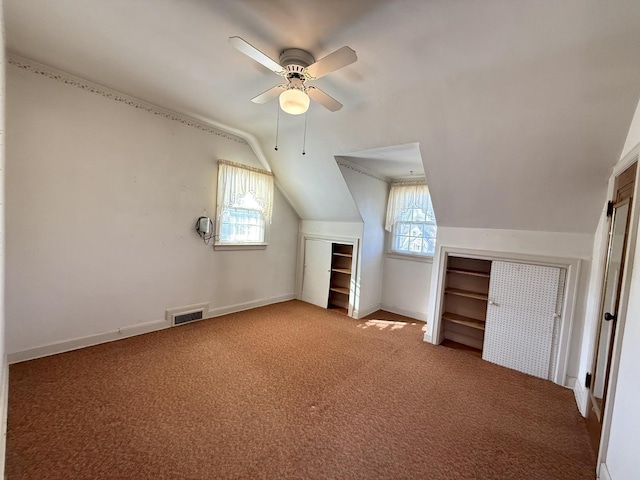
[[385, 182, 437, 257], [216, 160, 274, 245]]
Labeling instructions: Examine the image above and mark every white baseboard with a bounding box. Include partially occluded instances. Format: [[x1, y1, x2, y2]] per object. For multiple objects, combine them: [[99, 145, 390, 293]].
[[0, 358, 8, 480], [573, 377, 590, 417], [354, 303, 382, 319], [8, 294, 297, 364], [207, 293, 295, 318], [380, 304, 428, 322], [8, 319, 169, 364], [423, 332, 433, 343], [598, 462, 612, 480]]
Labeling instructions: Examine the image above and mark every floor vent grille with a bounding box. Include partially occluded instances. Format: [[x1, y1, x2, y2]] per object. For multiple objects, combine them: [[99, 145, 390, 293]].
[[173, 310, 204, 326]]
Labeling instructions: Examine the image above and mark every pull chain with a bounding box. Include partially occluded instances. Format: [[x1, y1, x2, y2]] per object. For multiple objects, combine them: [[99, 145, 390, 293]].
[[302, 109, 308, 155], [274, 103, 280, 151]]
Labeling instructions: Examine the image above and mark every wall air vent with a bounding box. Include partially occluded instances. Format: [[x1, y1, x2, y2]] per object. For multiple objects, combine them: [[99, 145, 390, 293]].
[[166, 303, 209, 327], [174, 310, 203, 325]]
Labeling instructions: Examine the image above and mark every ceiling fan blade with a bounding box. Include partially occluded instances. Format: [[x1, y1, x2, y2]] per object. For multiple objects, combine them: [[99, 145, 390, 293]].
[[306, 46, 357, 79], [251, 84, 287, 104], [229, 36, 284, 75], [307, 86, 343, 112]]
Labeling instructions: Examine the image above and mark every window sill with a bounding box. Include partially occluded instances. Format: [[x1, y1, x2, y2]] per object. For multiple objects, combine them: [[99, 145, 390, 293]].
[[214, 243, 268, 251], [386, 252, 434, 263]]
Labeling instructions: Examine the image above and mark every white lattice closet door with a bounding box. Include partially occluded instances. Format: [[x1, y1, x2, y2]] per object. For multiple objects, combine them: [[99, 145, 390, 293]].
[[482, 261, 561, 379]]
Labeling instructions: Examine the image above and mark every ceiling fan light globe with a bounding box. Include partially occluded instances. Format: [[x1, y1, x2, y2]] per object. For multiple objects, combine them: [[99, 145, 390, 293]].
[[279, 89, 310, 115]]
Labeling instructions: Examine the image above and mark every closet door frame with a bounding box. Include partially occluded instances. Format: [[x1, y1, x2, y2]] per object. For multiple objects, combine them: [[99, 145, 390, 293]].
[[430, 246, 581, 386], [296, 234, 359, 317]]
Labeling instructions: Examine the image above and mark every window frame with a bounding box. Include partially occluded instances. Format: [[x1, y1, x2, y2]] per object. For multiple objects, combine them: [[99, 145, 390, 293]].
[[385, 182, 437, 262], [214, 160, 273, 250]]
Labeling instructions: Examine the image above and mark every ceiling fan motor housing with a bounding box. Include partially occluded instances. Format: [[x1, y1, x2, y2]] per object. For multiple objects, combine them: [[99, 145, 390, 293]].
[[279, 48, 315, 69]]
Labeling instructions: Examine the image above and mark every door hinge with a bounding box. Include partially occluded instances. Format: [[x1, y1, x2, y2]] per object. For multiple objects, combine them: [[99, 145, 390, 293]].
[[606, 201, 614, 217], [585, 372, 592, 389]]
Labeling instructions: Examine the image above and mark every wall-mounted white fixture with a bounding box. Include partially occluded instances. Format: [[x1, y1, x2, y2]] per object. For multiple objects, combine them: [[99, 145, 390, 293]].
[[195, 216, 215, 245]]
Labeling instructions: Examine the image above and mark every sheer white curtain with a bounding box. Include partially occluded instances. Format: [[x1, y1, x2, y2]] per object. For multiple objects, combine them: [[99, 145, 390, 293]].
[[216, 160, 274, 224], [385, 182, 434, 231]]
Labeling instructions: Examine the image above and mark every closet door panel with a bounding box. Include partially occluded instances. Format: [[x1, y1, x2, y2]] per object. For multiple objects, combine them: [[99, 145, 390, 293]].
[[301, 239, 332, 308], [482, 261, 560, 379]]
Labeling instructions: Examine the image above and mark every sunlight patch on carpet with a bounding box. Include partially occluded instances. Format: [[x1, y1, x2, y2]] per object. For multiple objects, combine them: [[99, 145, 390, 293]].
[[357, 319, 408, 330]]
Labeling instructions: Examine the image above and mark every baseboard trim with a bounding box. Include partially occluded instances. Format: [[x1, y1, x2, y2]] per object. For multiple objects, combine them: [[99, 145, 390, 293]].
[[8, 319, 168, 364], [8, 294, 297, 364], [380, 304, 427, 322], [207, 294, 296, 318], [573, 377, 589, 417], [0, 359, 8, 480], [598, 462, 612, 480]]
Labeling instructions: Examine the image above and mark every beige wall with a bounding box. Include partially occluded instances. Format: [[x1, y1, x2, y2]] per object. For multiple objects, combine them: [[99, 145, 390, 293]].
[[5, 62, 299, 358]]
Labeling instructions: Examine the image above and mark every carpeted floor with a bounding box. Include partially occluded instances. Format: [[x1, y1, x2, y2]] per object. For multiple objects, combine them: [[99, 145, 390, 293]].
[[6, 300, 596, 479]]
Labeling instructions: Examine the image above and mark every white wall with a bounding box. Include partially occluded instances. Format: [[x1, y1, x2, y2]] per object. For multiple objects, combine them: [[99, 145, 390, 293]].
[[426, 227, 594, 385], [620, 99, 640, 162], [0, 1, 8, 476], [337, 162, 387, 318], [5, 61, 299, 358], [382, 257, 432, 322], [599, 98, 640, 480]]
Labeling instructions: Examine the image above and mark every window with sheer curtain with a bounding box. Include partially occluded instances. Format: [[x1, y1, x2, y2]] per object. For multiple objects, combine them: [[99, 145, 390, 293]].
[[216, 160, 274, 245], [385, 182, 437, 257]]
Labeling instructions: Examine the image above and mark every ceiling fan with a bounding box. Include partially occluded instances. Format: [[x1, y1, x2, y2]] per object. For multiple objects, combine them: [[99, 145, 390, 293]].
[[229, 36, 357, 115]]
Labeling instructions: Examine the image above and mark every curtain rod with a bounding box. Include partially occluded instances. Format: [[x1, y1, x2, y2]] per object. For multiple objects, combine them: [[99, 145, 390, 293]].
[[218, 159, 273, 176]]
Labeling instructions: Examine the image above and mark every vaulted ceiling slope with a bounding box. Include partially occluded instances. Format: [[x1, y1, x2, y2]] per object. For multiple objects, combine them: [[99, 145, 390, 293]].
[[6, 0, 640, 232]]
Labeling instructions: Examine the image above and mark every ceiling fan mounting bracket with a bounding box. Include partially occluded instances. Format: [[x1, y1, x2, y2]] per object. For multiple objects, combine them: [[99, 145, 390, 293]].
[[279, 48, 315, 69]]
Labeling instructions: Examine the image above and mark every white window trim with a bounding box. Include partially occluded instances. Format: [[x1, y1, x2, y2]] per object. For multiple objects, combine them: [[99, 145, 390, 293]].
[[385, 233, 434, 263], [213, 243, 268, 251]]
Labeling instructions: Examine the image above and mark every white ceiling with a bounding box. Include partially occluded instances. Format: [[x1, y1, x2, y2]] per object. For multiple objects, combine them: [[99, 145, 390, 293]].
[[5, 0, 640, 232], [339, 143, 424, 181]]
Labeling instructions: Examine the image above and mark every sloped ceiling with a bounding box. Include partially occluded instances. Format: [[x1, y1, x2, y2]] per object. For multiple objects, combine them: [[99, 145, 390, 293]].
[[5, 0, 640, 232]]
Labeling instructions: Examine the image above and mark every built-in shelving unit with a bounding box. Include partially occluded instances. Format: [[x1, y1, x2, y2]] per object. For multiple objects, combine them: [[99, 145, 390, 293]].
[[444, 288, 489, 301], [441, 256, 492, 353], [328, 244, 353, 314]]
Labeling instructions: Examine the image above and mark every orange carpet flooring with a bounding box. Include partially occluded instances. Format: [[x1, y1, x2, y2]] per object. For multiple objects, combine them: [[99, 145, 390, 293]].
[[6, 300, 595, 479]]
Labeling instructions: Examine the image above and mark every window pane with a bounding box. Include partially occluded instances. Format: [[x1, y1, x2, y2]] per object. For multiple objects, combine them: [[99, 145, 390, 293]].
[[219, 208, 265, 243], [411, 208, 426, 222], [398, 223, 410, 235], [410, 223, 425, 236]]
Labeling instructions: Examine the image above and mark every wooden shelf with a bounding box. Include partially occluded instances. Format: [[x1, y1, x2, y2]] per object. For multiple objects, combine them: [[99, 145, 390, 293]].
[[443, 256, 492, 353], [330, 287, 350, 295], [332, 268, 352, 274], [329, 243, 353, 312], [441, 339, 483, 358], [442, 312, 485, 331], [447, 268, 490, 278], [445, 288, 488, 301]]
